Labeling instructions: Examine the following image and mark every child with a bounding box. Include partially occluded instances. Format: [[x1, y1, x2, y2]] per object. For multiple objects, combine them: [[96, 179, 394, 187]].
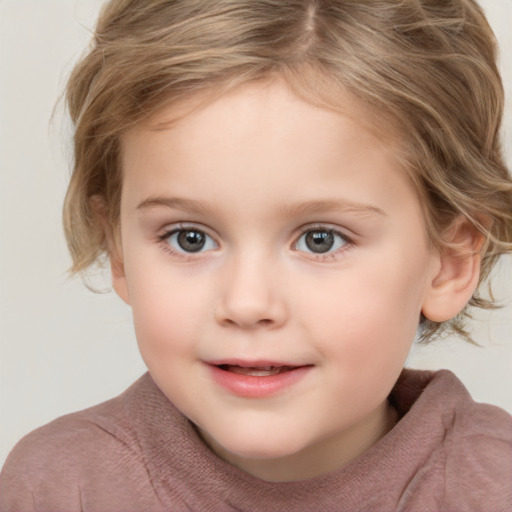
[[1, 0, 512, 510]]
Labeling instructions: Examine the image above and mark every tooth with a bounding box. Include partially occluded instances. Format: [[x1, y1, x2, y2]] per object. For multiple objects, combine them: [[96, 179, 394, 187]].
[[227, 365, 284, 376]]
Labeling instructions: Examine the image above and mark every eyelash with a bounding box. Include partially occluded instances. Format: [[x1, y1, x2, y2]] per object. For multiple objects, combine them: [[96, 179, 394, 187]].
[[156, 223, 354, 261], [157, 224, 218, 261], [294, 224, 353, 261]]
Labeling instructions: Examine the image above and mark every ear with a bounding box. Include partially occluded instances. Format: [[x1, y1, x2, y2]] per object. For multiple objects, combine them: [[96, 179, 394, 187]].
[[110, 246, 131, 305], [422, 217, 486, 322], [90, 195, 131, 305]]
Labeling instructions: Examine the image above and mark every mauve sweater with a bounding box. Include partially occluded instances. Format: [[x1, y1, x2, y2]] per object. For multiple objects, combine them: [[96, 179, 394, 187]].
[[1, 369, 511, 512]]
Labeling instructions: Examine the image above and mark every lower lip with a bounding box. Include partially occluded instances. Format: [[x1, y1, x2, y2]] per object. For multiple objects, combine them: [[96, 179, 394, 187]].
[[206, 364, 312, 398]]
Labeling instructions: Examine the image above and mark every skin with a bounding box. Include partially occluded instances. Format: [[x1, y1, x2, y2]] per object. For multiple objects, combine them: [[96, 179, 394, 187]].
[[111, 79, 481, 482]]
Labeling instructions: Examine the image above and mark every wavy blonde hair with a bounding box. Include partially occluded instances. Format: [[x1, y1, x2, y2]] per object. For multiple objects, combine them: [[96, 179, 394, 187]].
[[63, 0, 512, 341]]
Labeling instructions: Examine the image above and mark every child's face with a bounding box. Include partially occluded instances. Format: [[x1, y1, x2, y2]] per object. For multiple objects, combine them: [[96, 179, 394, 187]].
[[115, 80, 441, 481]]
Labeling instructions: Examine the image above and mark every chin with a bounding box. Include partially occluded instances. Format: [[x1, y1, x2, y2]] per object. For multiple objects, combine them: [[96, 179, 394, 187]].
[[230, 443, 294, 460], [212, 429, 308, 461]]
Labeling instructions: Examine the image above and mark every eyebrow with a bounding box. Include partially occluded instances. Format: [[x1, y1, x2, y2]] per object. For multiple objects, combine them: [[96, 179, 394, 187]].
[[277, 199, 386, 218], [136, 196, 210, 214], [136, 196, 386, 218]]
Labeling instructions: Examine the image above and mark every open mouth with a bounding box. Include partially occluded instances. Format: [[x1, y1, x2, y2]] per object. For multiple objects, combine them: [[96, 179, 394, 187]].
[[217, 365, 297, 377], [207, 361, 313, 397]]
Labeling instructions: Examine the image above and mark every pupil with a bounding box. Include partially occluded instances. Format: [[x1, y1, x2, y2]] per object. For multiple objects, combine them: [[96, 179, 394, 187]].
[[305, 230, 334, 253], [178, 230, 205, 252]]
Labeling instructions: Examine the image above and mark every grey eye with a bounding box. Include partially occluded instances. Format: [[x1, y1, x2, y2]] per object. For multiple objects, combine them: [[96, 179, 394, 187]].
[[296, 229, 347, 254], [166, 229, 217, 253]]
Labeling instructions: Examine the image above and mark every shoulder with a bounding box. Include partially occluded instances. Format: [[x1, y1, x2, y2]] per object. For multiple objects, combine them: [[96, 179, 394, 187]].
[[0, 374, 162, 511], [427, 370, 512, 454], [2, 396, 138, 474], [442, 382, 512, 510], [397, 369, 512, 511]]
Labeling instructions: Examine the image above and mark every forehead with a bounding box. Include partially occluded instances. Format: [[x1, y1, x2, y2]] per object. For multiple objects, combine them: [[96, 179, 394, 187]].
[[122, 81, 397, 177], [118, 80, 424, 229], [128, 75, 405, 149], [123, 78, 404, 165]]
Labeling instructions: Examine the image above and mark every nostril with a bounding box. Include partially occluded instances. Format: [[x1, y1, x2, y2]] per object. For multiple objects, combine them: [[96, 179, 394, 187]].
[[219, 317, 273, 329], [214, 292, 287, 329]]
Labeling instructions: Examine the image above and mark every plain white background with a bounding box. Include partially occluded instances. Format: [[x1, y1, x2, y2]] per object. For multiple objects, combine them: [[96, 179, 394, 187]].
[[1, 0, 511, 468]]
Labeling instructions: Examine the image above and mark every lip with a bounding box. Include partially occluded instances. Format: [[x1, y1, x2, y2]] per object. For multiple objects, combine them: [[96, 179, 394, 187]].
[[205, 360, 313, 398]]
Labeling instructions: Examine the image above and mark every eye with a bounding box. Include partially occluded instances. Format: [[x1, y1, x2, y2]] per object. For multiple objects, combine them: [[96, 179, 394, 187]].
[[295, 228, 348, 254], [164, 228, 217, 253]]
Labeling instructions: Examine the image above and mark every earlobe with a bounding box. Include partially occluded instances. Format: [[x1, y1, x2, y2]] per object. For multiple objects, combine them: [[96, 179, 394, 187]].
[[111, 254, 131, 305], [421, 218, 486, 323], [108, 225, 131, 305], [89, 195, 131, 305]]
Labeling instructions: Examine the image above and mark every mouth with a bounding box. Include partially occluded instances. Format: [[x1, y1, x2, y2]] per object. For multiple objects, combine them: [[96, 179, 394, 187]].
[[205, 360, 313, 398], [216, 364, 298, 377]]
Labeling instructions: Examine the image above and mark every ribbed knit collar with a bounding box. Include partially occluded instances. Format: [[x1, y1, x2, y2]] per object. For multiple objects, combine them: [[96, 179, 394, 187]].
[[121, 369, 469, 511]]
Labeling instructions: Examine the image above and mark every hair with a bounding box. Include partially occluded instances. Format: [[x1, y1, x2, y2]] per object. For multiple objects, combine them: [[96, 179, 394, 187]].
[[63, 0, 512, 342]]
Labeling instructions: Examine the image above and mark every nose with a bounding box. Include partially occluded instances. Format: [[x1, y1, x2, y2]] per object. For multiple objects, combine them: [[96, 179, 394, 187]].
[[215, 253, 288, 330]]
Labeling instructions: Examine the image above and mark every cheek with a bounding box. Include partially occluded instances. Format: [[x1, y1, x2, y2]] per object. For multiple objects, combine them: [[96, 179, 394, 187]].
[[125, 261, 212, 359], [305, 252, 428, 366]]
